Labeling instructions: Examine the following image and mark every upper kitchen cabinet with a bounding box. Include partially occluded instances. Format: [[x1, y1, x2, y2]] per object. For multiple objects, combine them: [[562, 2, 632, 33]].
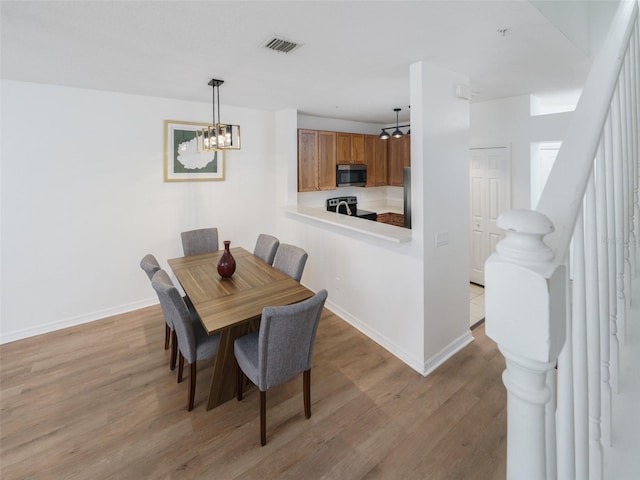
[[364, 135, 388, 187], [387, 135, 410, 186], [318, 131, 337, 189], [351, 134, 365, 164], [337, 133, 365, 164], [298, 129, 336, 192]]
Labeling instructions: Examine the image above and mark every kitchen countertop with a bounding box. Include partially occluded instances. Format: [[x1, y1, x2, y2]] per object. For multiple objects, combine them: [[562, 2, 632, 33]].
[[285, 206, 412, 243], [358, 201, 404, 215]]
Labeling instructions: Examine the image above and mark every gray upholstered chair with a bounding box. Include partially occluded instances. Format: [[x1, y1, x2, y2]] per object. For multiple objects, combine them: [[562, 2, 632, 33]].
[[253, 234, 280, 265], [272, 244, 308, 282], [151, 269, 221, 411], [234, 289, 328, 445], [140, 254, 174, 356], [140, 253, 161, 281], [181, 227, 219, 256]]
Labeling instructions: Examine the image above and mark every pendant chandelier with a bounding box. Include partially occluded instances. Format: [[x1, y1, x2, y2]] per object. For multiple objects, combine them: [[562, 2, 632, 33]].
[[197, 78, 241, 152], [379, 107, 410, 140]]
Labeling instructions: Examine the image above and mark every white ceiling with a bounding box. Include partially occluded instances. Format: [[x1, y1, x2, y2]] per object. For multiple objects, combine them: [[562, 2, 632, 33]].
[[1, 0, 594, 124]]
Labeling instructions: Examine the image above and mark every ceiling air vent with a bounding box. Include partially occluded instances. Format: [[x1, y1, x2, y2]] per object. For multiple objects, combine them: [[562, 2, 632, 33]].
[[263, 37, 301, 54]]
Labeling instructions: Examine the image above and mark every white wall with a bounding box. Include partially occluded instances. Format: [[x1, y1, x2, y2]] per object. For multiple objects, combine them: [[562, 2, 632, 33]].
[[278, 109, 427, 370], [470, 95, 572, 210], [0, 80, 277, 342], [2, 75, 475, 378], [274, 62, 474, 375], [412, 61, 473, 371], [530, 0, 619, 57]]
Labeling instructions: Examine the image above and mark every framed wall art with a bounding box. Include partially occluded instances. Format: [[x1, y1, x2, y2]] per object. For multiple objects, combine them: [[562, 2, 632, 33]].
[[164, 120, 225, 181]]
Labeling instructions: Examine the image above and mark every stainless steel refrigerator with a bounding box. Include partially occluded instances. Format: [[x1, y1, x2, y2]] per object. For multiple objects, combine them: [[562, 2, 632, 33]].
[[403, 167, 411, 229]]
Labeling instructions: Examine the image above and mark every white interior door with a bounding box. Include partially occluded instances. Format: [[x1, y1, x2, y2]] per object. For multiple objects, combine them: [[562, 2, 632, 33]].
[[469, 146, 511, 285]]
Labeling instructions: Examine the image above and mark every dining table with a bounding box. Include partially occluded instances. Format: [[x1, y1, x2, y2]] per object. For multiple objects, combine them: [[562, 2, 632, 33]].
[[167, 246, 314, 410]]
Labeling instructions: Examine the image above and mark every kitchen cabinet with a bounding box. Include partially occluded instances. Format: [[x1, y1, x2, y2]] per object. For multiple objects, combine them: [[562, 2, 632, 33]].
[[336, 133, 350, 164], [351, 134, 365, 164], [318, 131, 337, 189], [364, 135, 388, 187], [298, 129, 336, 192], [298, 129, 318, 192], [387, 135, 410, 186], [377, 212, 405, 227], [299, 129, 399, 191], [374, 136, 388, 186], [337, 133, 365, 164]]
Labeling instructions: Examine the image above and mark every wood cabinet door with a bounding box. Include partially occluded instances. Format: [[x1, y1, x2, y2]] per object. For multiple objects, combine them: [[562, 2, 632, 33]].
[[318, 131, 336, 190], [350, 134, 365, 164], [336, 133, 351, 164], [387, 136, 404, 186], [373, 136, 388, 186], [387, 135, 410, 186], [364, 135, 376, 187], [298, 129, 318, 192]]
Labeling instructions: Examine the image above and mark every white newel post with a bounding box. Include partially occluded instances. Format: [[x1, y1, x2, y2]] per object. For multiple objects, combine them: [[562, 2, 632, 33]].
[[486, 210, 567, 480]]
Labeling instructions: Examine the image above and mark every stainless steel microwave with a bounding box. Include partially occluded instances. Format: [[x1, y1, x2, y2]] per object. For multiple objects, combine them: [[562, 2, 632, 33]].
[[336, 164, 366, 187]]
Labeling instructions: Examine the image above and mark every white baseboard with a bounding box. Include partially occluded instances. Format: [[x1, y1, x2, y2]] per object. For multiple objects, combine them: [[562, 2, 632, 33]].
[[0, 297, 159, 344], [325, 299, 474, 377], [422, 331, 474, 376], [2, 297, 474, 380], [325, 299, 427, 375]]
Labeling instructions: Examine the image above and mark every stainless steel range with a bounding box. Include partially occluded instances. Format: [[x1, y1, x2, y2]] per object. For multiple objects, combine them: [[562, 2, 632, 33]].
[[326, 196, 377, 222]]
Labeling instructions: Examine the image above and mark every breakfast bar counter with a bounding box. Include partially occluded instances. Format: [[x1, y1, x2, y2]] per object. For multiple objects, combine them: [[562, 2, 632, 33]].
[[284, 205, 412, 243]]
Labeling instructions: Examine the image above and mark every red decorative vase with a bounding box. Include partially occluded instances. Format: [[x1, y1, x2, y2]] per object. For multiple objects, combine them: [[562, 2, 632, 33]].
[[217, 240, 236, 278]]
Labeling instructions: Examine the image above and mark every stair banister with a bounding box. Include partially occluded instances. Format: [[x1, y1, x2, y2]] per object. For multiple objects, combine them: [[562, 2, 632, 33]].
[[485, 210, 566, 479], [535, 0, 637, 262], [485, 1, 639, 479]]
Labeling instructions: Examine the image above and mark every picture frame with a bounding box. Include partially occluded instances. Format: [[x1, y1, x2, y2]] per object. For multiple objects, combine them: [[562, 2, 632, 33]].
[[164, 120, 225, 182]]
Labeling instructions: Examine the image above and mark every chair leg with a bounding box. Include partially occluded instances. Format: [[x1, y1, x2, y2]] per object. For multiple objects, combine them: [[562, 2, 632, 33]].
[[170, 331, 177, 371], [178, 352, 184, 383], [260, 391, 267, 446], [236, 361, 244, 401], [303, 369, 311, 419], [188, 362, 196, 411], [164, 324, 170, 350]]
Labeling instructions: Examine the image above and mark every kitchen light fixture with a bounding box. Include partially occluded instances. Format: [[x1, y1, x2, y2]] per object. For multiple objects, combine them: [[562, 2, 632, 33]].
[[392, 108, 403, 138], [197, 78, 241, 152], [378, 107, 410, 140]]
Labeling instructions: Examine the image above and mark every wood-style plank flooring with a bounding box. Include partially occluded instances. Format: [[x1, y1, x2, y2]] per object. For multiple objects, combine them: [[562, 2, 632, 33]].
[[0, 306, 506, 479]]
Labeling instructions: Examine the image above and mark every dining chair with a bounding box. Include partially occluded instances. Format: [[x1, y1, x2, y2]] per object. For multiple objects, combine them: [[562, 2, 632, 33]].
[[181, 227, 219, 256], [140, 253, 161, 281], [152, 269, 221, 411], [139, 254, 175, 354], [234, 289, 328, 446], [272, 244, 308, 282], [253, 234, 280, 265]]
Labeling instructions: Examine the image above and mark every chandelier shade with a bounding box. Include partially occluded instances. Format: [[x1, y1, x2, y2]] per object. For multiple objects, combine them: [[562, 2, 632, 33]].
[[197, 78, 241, 152]]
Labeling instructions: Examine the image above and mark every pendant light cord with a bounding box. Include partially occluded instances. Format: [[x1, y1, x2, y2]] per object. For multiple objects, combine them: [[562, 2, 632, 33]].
[[216, 84, 221, 128], [211, 84, 216, 125]]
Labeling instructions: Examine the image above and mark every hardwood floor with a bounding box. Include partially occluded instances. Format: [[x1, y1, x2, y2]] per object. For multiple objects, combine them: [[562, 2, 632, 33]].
[[0, 306, 506, 479]]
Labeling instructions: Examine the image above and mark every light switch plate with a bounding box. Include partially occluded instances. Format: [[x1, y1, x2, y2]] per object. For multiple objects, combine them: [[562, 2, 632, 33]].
[[435, 231, 449, 247]]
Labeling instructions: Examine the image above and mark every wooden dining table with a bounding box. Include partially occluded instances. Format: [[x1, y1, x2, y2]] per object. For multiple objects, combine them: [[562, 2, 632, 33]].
[[167, 247, 314, 410]]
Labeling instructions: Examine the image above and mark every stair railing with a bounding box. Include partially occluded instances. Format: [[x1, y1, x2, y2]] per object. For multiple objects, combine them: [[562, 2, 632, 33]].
[[485, 1, 639, 479]]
